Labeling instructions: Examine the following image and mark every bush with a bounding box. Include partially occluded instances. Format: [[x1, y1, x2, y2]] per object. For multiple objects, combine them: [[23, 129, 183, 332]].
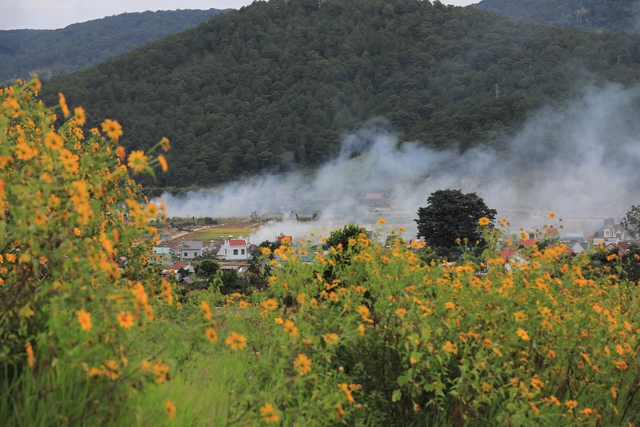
[[0, 78, 178, 425], [221, 224, 640, 425]]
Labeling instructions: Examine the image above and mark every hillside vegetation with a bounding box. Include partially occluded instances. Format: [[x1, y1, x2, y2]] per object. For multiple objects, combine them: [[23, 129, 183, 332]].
[[0, 9, 228, 82], [474, 0, 640, 32], [42, 0, 640, 190]]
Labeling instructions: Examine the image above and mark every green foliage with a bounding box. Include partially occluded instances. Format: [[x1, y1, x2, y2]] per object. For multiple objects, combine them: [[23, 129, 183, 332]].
[[0, 9, 229, 82], [326, 223, 368, 250], [475, 0, 640, 32], [0, 79, 178, 425], [195, 259, 220, 278], [415, 189, 497, 251], [40, 0, 640, 189], [621, 204, 640, 240]]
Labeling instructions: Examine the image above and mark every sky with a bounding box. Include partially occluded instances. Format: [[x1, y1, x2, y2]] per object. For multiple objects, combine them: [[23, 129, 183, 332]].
[[1, 0, 477, 31]]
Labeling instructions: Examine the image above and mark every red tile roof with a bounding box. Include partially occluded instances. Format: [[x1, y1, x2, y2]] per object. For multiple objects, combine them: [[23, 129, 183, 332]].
[[518, 239, 537, 248], [364, 193, 384, 200], [497, 249, 517, 261], [229, 239, 247, 246], [170, 261, 186, 270]]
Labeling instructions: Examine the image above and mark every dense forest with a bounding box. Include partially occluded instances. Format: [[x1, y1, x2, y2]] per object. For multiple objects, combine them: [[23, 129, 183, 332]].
[[474, 0, 640, 32], [42, 0, 640, 190], [0, 9, 228, 82]]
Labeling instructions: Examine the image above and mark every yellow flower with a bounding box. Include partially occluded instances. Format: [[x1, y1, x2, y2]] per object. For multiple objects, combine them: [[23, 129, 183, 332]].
[[25, 342, 35, 368], [160, 137, 170, 152], [335, 402, 344, 418], [59, 93, 70, 118], [283, 319, 299, 337], [516, 328, 530, 341], [44, 132, 63, 151], [513, 311, 527, 322], [378, 218, 387, 225], [261, 299, 278, 311], [74, 106, 86, 126], [15, 142, 38, 161], [153, 362, 170, 383], [200, 300, 213, 320], [442, 341, 458, 354], [164, 399, 177, 420], [478, 217, 490, 226], [225, 332, 247, 350], [77, 309, 92, 332], [293, 353, 312, 376], [158, 154, 168, 172], [615, 360, 629, 370], [145, 304, 155, 321], [548, 211, 556, 219], [260, 403, 279, 423], [338, 383, 355, 403], [101, 119, 123, 143], [127, 150, 148, 173], [205, 328, 218, 343], [396, 307, 407, 317], [116, 311, 134, 329], [565, 399, 578, 409], [116, 146, 125, 161], [323, 333, 339, 345]]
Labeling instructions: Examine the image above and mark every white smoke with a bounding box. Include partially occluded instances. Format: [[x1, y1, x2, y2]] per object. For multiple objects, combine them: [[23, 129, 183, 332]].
[[160, 83, 640, 242]]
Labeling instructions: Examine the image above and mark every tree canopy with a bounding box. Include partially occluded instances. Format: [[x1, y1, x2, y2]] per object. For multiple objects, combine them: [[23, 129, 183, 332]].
[[415, 189, 497, 250], [0, 9, 228, 82], [621, 204, 640, 240], [475, 0, 640, 32], [40, 0, 640, 190]]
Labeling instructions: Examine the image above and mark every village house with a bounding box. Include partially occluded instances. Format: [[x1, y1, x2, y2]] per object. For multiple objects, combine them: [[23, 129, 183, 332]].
[[177, 239, 203, 260], [593, 218, 630, 241], [216, 237, 250, 261], [153, 246, 176, 265]]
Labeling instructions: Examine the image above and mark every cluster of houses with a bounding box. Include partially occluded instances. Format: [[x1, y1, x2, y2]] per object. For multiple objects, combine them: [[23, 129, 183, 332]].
[[152, 217, 636, 278], [153, 235, 258, 271], [497, 217, 636, 263]]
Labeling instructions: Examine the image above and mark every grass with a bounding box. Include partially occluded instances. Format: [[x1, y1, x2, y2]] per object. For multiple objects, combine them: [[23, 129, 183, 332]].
[[186, 227, 258, 242], [114, 306, 268, 426]]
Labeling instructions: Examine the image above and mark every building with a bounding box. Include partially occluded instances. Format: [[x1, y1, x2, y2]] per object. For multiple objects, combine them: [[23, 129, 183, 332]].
[[177, 239, 203, 260], [153, 246, 176, 265], [216, 237, 249, 261]]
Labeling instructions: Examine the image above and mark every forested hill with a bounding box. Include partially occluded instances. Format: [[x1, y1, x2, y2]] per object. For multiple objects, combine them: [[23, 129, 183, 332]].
[[0, 9, 229, 82], [474, 0, 640, 32], [42, 0, 640, 190]]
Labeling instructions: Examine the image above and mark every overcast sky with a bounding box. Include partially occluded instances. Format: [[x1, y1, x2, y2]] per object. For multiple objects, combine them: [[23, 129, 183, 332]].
[[1, 0, 476, 31]]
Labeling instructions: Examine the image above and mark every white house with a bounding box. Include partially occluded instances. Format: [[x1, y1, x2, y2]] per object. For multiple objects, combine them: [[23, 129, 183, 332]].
[[177, 239, 203, 260], [216, 237, 249, 261]]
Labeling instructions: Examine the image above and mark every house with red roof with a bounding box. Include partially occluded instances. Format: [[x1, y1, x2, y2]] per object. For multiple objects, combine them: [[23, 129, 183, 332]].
[[216, 237, 249, 261]]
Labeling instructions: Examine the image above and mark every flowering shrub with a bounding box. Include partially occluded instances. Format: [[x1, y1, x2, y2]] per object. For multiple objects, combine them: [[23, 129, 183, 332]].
[[0, 79, 176, 424], [219, 225, 640, 426]]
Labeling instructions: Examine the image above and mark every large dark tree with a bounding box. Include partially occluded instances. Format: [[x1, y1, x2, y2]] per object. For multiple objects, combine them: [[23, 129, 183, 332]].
[[621, 205, 640, 240], [195, 259, 220, 278], [415, 189, 497, 249]]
